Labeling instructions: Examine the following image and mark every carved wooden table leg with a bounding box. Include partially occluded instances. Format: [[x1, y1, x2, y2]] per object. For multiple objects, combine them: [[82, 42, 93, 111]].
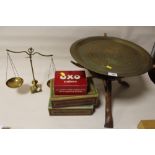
[[104, 79, 113, 128], [117, 79, 130, 88]]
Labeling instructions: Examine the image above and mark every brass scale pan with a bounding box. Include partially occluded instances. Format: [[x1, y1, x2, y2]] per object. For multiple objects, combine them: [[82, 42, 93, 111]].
[[70, 36, 153, 78], [47, 80, 51, 87], [6, 77, 24, 88], [7, 76, 51, 88], [6, 77, 52, 88]]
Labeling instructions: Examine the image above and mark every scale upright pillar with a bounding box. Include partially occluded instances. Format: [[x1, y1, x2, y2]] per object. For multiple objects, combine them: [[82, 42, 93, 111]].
[[28, 48, 42, 93]]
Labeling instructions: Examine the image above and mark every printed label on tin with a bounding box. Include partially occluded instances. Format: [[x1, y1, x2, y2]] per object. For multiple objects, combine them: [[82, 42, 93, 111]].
[[108, 72, 118, 77], [54, 71, 87, 95]]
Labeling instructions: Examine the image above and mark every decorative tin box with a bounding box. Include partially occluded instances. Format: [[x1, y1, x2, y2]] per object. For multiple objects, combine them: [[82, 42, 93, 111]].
[[54, 71, 87, 95]]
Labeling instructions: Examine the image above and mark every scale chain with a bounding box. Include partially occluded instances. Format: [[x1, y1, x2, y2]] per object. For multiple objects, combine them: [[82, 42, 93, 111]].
[[7, 52, 19, 77], [5, 52, 9, 81], [6, 52, 20, 82], [48, 56, 56, 80]]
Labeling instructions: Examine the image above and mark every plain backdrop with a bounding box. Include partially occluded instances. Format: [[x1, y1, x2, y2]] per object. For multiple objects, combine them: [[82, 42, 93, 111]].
[[0, 26, 155, 128]]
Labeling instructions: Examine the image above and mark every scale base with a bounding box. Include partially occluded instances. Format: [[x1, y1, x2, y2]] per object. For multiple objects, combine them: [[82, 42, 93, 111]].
[[30, 80, 42, 94], [30, 84, 42, 93]]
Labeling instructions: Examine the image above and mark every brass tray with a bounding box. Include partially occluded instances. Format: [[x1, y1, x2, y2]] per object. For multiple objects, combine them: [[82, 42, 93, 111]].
[[70, 36, 153, 77]]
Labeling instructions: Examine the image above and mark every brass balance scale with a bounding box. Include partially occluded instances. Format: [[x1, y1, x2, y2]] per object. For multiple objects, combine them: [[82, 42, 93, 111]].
[[6, 47, 54, 93], [70, 34, 153, 128]]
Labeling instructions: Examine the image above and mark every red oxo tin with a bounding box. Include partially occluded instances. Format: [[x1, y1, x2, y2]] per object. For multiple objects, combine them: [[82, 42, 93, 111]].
[[54, 71, 87, 95]]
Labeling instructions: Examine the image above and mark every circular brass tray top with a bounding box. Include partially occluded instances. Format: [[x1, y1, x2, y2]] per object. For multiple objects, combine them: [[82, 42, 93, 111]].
[[6, 77, 24, 88], [70, 36, 153, 77]]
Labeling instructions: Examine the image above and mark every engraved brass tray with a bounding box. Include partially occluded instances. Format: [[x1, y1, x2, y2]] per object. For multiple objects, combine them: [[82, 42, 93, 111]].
[[70, 36, 153, 77]]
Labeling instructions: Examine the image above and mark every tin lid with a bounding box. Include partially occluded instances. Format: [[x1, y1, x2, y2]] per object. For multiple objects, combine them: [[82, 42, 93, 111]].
[[54, 71, 87, 86]]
